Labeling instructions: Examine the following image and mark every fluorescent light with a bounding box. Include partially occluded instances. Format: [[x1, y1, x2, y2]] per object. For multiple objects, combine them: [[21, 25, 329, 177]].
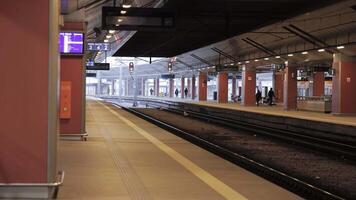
[[302, 51, 308, 55], [230, 63, 234, 66], [122, 4, 131, 8], [104, 39, 109, 42], [237, 62, 242, 64], [337, 46, 345, 49], [254, 59, 259, 62], [109, 30, 115, 34], [117, 18, 123, 22], [106, 35, 112, 39], [318, 49, 325, 52], [120, 10, 127, 14], [275, 56, 281, 58], [264, 58, 269, 60], [245, 61, 250, 63], [288, 54, 294, 57]]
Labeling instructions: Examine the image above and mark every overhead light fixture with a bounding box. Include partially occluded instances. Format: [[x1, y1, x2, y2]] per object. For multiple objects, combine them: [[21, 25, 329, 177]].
[[117, 18, 123, 22], [288, 54, 294, 57], [318, 49, 325, 52], [237, 62, 242, 64], [230, 63, 234, 66], [337, 46, 345, 49], [275, 56, 281, 58], [264, 58, 269, 60], [104, 39, 109, 42], [109, 30, 115, 34], [254, 59, 259, 62], [302, 51, 308, 55], [122, 4, 131, 8], [120, 10, 127, 14], [106, 35, 112, 39], [245, 61, 250, 64]]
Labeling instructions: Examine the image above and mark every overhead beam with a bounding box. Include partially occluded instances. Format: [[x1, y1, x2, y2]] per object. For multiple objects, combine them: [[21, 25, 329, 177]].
[[190, 54, 212, 66], [211, 47, 239, 62]]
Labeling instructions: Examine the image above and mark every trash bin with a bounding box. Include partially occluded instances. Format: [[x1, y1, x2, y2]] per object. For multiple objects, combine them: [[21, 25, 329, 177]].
[[213, 91, 217, 100]]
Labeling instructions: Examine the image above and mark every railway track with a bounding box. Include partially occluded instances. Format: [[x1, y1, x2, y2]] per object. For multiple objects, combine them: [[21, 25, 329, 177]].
[[108, 101, 347, 200]]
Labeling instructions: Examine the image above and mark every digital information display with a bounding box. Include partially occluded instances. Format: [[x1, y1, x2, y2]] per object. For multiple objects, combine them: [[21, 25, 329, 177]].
[[59, 32, 84, 54], [87, 43, 110, 51]]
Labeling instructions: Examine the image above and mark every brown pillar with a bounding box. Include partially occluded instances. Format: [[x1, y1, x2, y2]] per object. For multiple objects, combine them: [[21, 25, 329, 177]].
[[0, 0, 59, 198], [275, 72, 284, 103], [187, 78, 191, 97], [156, 78, 160, 97], [169, 78, 174, 98], [181, 77, 185, 98], [242, 66, 256, 106], [283, 62, 298, 110], [125, 78, 129, 96], [141, 78, 145, 96], [332, 54, 356, 114], [198, 72, 207, 101], [313, 72, 325, 96], [232, 73, 237, 97], [192, 75, 196, 100], [218, 72, 228, 103]]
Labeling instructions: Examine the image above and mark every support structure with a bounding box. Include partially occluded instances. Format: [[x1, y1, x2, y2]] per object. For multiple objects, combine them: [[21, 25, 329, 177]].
[[198, 72, 207, 101], [283, 62, 298, 110], [274, 72, 284, 103], [232, 73, 237, 97], [169, 78, 174, 98], [332, 54, 356, 115], [242, 66, 256, 106], [181, 77, 185, 98], [312, 71, 325, 96], [218, 72, 228, 103], [155, 77, 160, 97], [192, 75, 196, 100]]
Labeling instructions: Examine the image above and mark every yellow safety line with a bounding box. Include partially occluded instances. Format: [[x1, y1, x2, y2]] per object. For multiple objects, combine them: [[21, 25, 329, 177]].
[[98, 101, 248, 200]]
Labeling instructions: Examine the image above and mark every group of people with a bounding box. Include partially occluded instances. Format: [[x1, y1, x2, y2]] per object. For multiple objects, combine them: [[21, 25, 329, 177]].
[[256, 88, 275, 106], [175, 88, 188, 98]]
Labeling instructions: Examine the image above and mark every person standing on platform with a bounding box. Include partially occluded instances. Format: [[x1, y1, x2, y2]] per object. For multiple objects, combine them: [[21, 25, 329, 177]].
[[256, 90, 262, 106], [175, 88, 179, 97], [268, 88, 275, 106], [150, 88, 153, 96], [184, 87, 188, 98]]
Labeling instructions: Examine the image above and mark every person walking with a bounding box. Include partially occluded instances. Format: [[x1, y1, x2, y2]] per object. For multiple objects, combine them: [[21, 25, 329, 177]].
[[184, 87, 188, 98], [268, 88, 275, 106], [150, 88, 153, 96], [175, 88, 179, 97], [256, 90, 262, 106]]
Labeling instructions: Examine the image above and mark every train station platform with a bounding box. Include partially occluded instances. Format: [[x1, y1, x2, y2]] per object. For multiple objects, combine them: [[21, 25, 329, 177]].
[[57, 100, 301, 200], [105, 95, 356, 127]]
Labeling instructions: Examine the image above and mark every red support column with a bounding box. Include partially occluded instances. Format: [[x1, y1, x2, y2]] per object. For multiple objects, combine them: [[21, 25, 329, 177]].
[[169, 78, 174, 98], [332, 54, 356, 114], [275, 72, 284, 103], [0, 1, 59, 197], [156, 78, 160, 97], [198, 72, 207, 101], [313, 72, 325, 96], [192, 75, 196, 100], [232, 73, 237, 97], [187, 78, 191, 97], [242, 66, 256, 106], [181, 77, 185, 98], [283, 62, 298, 110], [218, 72, 228, 103]]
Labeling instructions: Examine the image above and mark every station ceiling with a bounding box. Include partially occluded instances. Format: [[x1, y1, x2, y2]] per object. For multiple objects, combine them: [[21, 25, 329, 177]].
[[113, 0, 340, 57]]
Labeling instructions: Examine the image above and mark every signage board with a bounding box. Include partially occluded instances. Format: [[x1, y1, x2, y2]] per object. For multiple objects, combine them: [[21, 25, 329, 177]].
[[86, 73, 97, 77], [161, 74, 175, 79], [87, 42, 110, 51], [215, 64, 239, 72], [86, 63, 110, 70], [59, 32, 84, 54]]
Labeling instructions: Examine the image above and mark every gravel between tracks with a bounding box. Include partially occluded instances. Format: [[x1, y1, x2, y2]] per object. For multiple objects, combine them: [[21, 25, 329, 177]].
[[136, 108, 356, 199]]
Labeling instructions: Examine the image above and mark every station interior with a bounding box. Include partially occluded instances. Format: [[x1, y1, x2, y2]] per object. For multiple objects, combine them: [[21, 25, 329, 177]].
[[1, 0, 356, 199]]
